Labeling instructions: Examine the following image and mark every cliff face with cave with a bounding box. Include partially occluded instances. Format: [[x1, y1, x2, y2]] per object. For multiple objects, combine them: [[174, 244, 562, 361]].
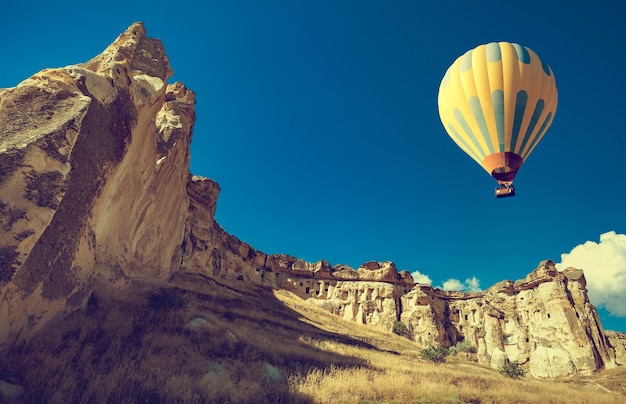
[[0, 23, 621, 378], [400, 261, 616, 377]]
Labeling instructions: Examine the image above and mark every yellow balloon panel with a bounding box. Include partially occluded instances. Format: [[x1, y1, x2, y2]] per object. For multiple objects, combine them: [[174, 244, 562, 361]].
[[438, 42, 558, 176]]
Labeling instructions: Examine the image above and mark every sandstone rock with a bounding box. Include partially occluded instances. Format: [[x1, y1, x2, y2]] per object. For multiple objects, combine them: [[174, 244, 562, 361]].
[[401, 286, 452, 347], [0, 379, 24, 401], [0, 22, 191, 345], [606, 331, 626, 365], [513, 259, 564, 290], [264, 363, 285, 384], [399, 260, 616, 377], [490, 347, 507, 369], [185, 317, 209, 329], [205, 361, 227, 381], [356, 261, 401, 283], [485, 280, 515, 295]]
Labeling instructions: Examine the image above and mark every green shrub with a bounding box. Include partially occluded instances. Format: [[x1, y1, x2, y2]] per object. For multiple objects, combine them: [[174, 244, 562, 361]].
[[420, 345, 449, 365], [449, 340, 477, 356], [499, 362, 526, 379], [392, 321, 408, 336]]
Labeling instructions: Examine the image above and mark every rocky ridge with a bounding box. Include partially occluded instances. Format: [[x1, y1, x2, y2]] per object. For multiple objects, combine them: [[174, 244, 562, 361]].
[[0, 23, 622, 378]]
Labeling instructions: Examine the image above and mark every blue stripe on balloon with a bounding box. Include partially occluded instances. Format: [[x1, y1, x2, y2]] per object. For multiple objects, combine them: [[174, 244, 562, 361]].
[[460, 50, 473, 72], [512, 43, 530, 64], [453, 108, 487, 158], [542, 60, 551, 76], [469, 96, 495, 154], [492, 90, 505, 151], [447, 123, 483, 162], [518, 99, 545, 156], [486, 43, 502, 62], [522, 112, 553, 159], [511, 90, 528, 152]]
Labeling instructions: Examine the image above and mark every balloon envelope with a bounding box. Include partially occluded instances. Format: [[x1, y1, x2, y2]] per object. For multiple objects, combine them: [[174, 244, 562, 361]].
[[438, 42, 557, 186]]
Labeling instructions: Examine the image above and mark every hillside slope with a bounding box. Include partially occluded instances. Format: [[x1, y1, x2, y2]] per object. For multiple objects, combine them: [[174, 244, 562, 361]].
[[0, 275, 624, 402]]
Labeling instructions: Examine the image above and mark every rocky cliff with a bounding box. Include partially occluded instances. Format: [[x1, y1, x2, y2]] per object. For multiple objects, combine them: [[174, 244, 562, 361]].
[[0, 22, 192, 344], [0, 23, 622, 378], [607, 331, 626, 366], [401, 261, 616, 377]]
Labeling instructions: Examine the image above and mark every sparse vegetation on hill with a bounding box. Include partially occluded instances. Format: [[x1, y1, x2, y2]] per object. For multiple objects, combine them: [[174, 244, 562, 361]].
[[420, 345, 450, 365], [499, 362, 528, 379], [0, 274, 624, 403], [449, 340, 478, 361], [392, 320, 410, 338]]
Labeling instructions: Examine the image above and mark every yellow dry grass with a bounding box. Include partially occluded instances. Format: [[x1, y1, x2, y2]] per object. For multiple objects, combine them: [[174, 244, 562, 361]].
[[277, 290, 624, 403], [0, 274, 623, 403]]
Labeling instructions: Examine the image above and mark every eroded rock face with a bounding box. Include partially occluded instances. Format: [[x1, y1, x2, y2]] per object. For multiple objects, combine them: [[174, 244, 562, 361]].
[[0, 22, 192, 345], [273, 261, 414, 331], [0, 23, 621, 379], [181, 177, 275, 286], [606, 331, 626, 365], [400, 260, 616, 377]]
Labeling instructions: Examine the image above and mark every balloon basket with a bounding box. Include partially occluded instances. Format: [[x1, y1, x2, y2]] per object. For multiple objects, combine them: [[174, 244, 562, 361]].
[[495, 185, 516, 198]]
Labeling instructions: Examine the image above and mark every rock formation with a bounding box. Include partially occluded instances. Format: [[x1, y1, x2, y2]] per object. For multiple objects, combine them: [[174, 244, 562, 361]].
[[606, 331, 626, 365], [1, 22, 191, 344], [401, 261, 616, 377], [0, 22, 622, 378]]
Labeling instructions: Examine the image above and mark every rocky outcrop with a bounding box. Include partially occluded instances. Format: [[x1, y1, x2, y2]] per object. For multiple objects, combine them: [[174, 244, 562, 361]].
[[273, 260, 413, 330], [0, 22, 192, 345], [606, 331, 626, 365], [0, 23, 621, 379], [181, 201, 415, 330], [399, 260, 616, 377], [181, 180, 618, 377], [0, 22, 415, 347]]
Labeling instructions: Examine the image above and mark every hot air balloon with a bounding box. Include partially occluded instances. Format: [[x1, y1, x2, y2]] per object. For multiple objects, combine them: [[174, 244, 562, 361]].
[[437, 42, 557, 198]]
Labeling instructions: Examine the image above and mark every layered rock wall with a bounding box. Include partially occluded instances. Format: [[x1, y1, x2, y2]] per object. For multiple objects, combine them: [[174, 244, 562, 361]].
[[606, 331, 626, 365], [399, 261, 616, 376], [181, 187, 620, 377]]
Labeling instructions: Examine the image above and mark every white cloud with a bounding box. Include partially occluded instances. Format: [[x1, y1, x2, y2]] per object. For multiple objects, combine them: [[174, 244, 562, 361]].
[[411, 270, 432, 285], [556, 231, 626, 317], [410, 269, 482, 292], [464, 276, 482, 292], [442, 279, 464, 291], [439, 277, 482, 292]]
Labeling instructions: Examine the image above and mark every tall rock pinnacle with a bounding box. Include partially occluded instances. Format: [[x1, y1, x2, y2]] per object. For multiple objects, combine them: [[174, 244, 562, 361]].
[[0, 22, 193, 345]]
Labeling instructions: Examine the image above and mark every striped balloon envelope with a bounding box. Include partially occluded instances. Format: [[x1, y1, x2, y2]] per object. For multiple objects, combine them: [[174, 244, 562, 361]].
[[437, 42, 557, 198]]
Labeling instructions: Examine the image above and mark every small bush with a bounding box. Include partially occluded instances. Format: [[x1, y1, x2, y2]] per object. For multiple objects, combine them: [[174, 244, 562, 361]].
[[499, 362, 526, 379], [147, 287, 189, 311], [420, 345, 449, 365], [392, 321, 408, 336], [449, 340, 477, 356]]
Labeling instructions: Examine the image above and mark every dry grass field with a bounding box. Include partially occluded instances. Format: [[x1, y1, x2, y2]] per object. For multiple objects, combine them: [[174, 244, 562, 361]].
[[1, 272, 624, 403]]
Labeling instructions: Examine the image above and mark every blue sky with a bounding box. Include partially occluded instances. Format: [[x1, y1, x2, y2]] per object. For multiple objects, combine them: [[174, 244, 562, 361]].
[[2, 1, 625, 332]]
